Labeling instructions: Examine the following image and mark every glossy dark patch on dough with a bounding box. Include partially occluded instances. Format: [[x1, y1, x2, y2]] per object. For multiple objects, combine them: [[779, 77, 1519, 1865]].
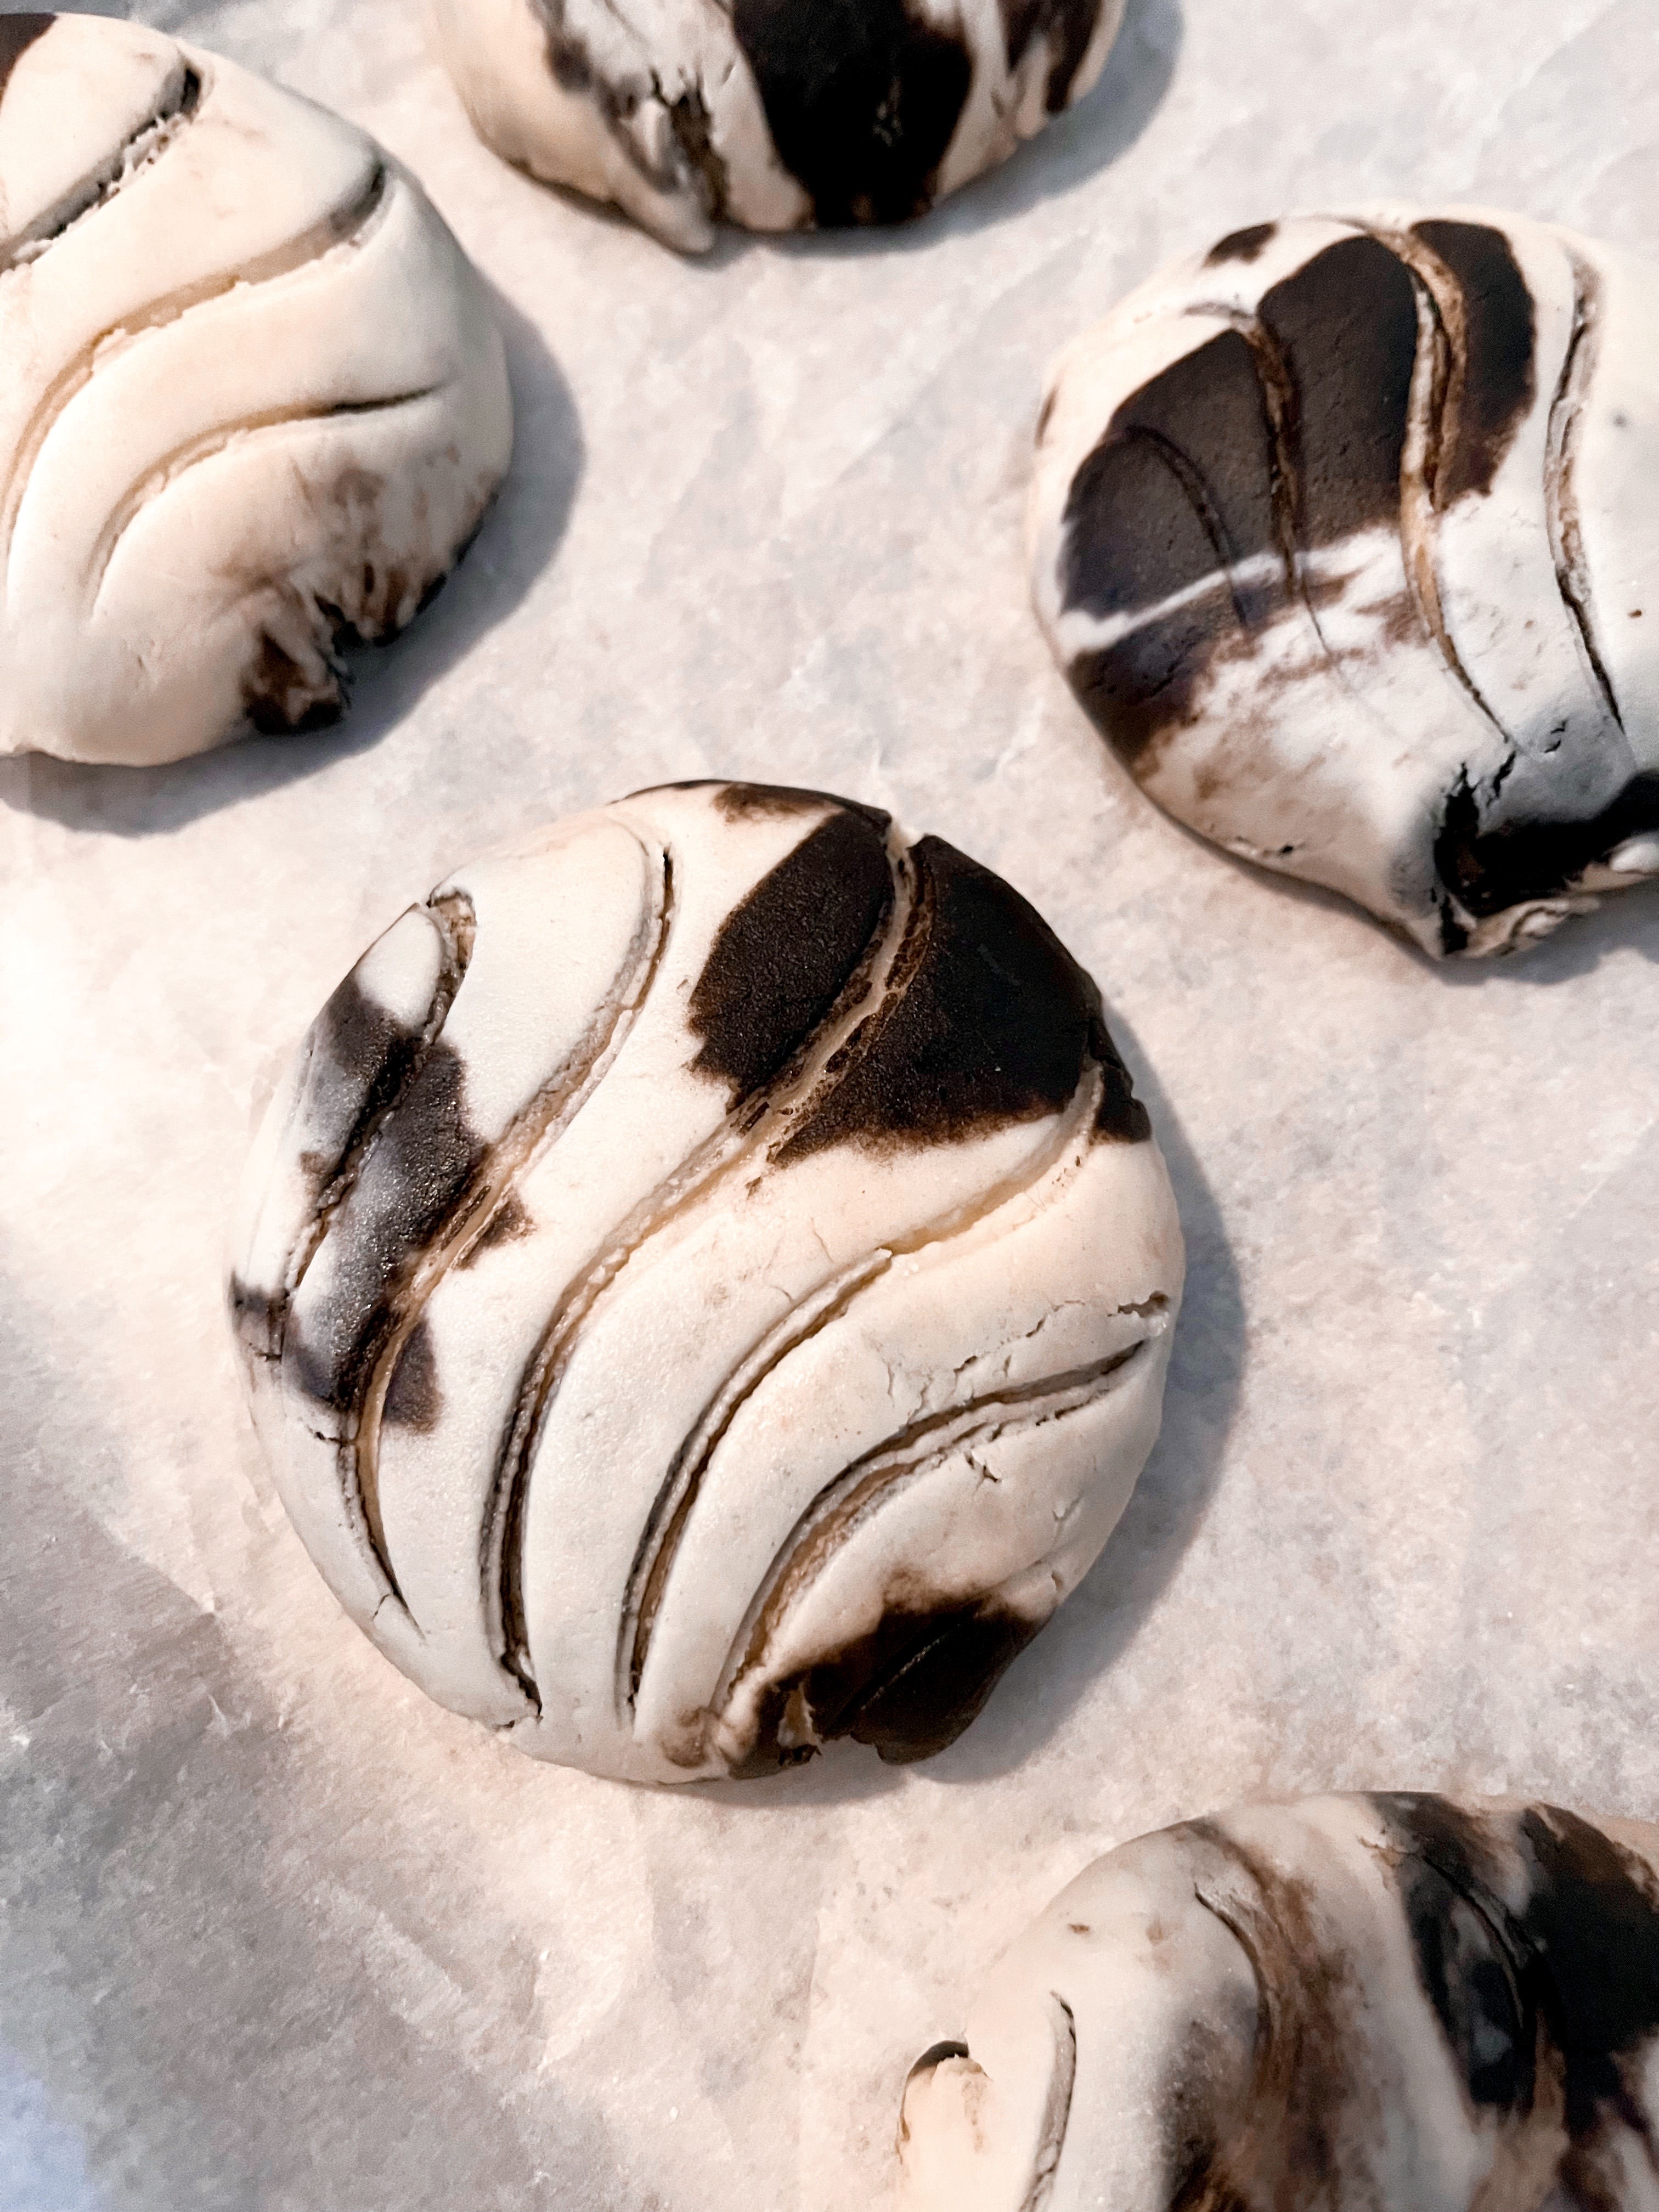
[[1161, 2010, 1254, 2212], [1514, 1807, 1659, 2159], [1414, 220, 1536, 507], [1376, 1796, 1533, 2113], [1396, 1855, 1530, 2111], [1376, 1793, 1659, 2179], [1040, 0, 1106, 111], [284, 1042, 486, 1416], [1068, 585, 1237, 768], [998, 0, 1107, 112], [306, 972, 431, 1178], [226, 1273, 285, 1365], [775, 837, 1097, 1160], [1176, 1820, 1378, 2204], [636, 780, 892, 831], [1434, 768, 1659, 919], [1057, 242, 1420, 794], [1062, 329, 1281, 618], [731, 0, 973, 227], [732, 1599, 1042, 1775], [226, 969, 433, 1362], [906, 2040, 972, 2079], [690, 807, 894, 1103], [1090, 1013, 1152, 1142], [382, 1319, 443, 1431], [0, 14, 53, 103], [534, 0, 690, 201], [1257, 234, 1420, 546], [1063, 427, 1224, 625], [665, 82, 727, 214], [458, 1192, 530, 1263], [242, 630, 344, 737], [1168, 2167, 1250, 2212], [1056, 328, 1284, 771], [716, 781, 890, 828], [1205, 221, 1277, 266]]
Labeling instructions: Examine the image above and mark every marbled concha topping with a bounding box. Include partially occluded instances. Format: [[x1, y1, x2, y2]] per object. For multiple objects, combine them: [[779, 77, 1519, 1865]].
[[228, 782, 1182, 1785], [1030, 206, 1659, 957], [0, 12, 511, 765], [898, 1792, 1659, 2211], [430, 0, 1126, 255]]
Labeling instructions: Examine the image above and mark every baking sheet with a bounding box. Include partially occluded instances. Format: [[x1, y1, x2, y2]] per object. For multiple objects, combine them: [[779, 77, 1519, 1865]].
[[3, 0, 1658, 2204]]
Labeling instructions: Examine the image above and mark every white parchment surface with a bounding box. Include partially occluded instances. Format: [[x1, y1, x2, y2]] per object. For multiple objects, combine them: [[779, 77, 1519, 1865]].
[[2, 1, 1658, 2205]]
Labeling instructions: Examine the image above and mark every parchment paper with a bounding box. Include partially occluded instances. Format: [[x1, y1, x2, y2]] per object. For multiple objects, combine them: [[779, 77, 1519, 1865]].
[[3, 1, 1658, 2204]]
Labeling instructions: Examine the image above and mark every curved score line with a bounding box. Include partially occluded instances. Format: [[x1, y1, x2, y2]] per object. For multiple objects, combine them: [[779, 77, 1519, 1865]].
[[230, 891, 473, 1373], [0, 59, 204, 273], [483, 818, 918, 1701], [1187, 227, 1506, 741], [88, 383, 444, 608], [346, 849, 674, 1628], [709, 1325, 1160, 1734], [304, 896, 476, 1615], [1023, 1995, 1079, 2212], [1545, 257, 1623, 734], [619, 1057, 1113, 1720], [1349, 220, 1511, 742], [2, 155, 390, 575]]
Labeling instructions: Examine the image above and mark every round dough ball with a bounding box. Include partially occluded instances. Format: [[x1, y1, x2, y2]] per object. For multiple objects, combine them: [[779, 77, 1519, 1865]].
[[898, 1792, 1659, 2210], [0, 12, 513, 767], [431, 0, 1126, 255], [227, 781, 1183, 1785], [1029, 207, 1659, 957]]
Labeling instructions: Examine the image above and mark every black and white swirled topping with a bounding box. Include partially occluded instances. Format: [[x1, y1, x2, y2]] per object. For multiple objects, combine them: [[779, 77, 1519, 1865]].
[[432, 0, 1125, 253], [899, 1791, 1659, 2211], [0, 13, 511, 766], [1030, 208, 1659, 957], [228, 782, 1182, 1785]]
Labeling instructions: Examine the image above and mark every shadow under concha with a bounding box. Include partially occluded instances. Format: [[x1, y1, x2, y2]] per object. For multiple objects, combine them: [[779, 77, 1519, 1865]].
[[0, 282, 583, 840]]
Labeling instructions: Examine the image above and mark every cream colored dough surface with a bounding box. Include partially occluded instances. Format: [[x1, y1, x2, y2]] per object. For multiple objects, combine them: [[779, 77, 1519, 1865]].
[[0, 12, 512, 765], [1, 1, 1657, 2208]]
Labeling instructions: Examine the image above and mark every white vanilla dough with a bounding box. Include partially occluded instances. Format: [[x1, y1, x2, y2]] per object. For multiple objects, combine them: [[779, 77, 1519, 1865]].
[[0, 11, 513, 766], [1030, 206, 1659, 957], [227, 781, 1184, 1785], [898, 1791, 1659, 2212], [430, 0, 1126, 254]]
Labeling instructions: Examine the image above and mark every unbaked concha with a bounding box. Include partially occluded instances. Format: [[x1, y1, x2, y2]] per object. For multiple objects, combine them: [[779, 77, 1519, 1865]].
[[228, 781, 1183, 1784], [1030, 207, 1659, 957], [899, 1791, 1659, 2210], [0, 12, 512, 766], [431, 0, 1126, 254]]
